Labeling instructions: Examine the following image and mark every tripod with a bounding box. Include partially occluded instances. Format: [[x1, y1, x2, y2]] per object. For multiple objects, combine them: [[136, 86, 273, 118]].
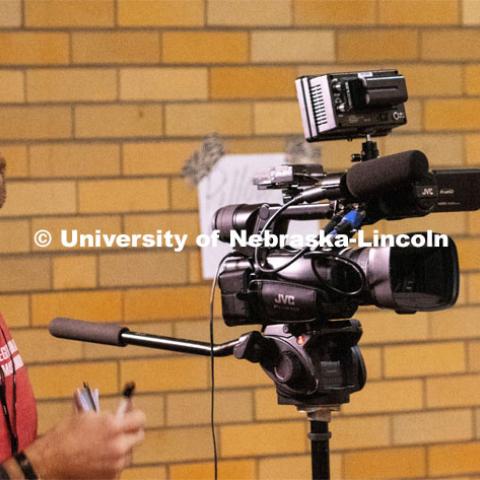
[[308, 409, 334, 480], [50, 317, 366, 480]]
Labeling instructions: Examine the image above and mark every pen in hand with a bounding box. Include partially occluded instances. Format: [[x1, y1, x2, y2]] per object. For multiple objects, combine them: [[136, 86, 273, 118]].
[[116, 382, 136, 418], [84, 382, 97, 412]]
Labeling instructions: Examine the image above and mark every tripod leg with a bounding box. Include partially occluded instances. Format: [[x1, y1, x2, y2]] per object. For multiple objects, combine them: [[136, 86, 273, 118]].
[[309, 420, 331, 480]]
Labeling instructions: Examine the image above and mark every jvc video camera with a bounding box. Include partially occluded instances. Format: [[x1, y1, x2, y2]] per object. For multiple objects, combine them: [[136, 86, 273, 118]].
[[211, 69, 480, 408]]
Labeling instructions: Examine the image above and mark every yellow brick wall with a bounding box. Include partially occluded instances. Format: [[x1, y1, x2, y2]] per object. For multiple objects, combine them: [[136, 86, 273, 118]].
[[0, 0, 479, 478]]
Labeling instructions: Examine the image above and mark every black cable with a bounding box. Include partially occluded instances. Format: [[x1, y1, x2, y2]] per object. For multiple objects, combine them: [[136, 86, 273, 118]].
[[254, 191, 367, 295], [258, 246, 311, 274], [209, 252, 242, 480], [254, 196, 301, 273], [307, 251, 367, 296]]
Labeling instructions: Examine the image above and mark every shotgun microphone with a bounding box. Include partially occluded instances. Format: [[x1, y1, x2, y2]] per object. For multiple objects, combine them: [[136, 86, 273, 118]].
[[298, 150, 429, 203]]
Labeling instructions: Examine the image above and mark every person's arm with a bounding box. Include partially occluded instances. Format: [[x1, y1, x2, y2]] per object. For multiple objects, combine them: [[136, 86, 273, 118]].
[[1, 408, 145, 480]]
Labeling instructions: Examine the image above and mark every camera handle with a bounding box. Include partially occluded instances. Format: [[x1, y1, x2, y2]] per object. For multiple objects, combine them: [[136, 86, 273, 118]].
[[120, 330, 239, 356]]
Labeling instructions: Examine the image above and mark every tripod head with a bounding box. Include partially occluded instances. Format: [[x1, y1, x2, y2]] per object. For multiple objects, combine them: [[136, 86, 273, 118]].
[[235, 320, 365, 410]]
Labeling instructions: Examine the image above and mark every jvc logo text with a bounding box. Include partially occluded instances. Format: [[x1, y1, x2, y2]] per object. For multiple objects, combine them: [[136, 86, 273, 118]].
[[421, 187, 435, 196], [274, 294, 295, 306]]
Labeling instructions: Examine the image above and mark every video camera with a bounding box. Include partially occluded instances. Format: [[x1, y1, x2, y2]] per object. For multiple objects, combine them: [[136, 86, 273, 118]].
[[212, 69, 480, 411], [214, 156, 464, 325]]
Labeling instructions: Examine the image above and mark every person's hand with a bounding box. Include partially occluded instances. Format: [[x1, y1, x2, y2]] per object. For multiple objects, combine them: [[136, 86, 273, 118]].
[[25, 408, 145, 479]]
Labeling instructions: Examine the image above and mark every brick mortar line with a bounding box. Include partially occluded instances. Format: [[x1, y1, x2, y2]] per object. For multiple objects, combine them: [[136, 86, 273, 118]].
[[1, 135, 465, 147], [160, 95, 167, 138], [359, 338, 480, 348], [4, 25, 480, 32], [33, 420, 480, 448], [473, 406, 479, 440], [0, 211, 200, 221], [166, 171, 173, 213], [374, 0, 380, 24], [116, 436, 473, 462], [418, 20, 423, 62], [48, 237, 53, 291], [157, 30, 162, 64], [115, 66, 121, 103], [3, 174, 195, 182], [1, 278, 211, 290], [388, 413, 394, 447], [160, 453, 315, 468], [0, 132, 465, 144], [0, 169, 470, 181], [470, 405, 478, 441], [378, 345, 385, 380], [466, 338, 472, 372], [5, 292, 480, 316], [113, 0, 118, 28], [25, 347, 480, 378], [4, 93, 474, 106], [30, 344, 480, 366], [0, 132, 471, 146], [202, 0, 208, 31], [94, 251, 101, 310], [1, 246, 204, 256], [3, 59, 480, 68], [1, 62, 478, 70], [327, 439, 479, 454], [0, 130, 473, 144], [158, 391, 167, 437], [67, 30, 73, 64], [33, 406, 478, 436], [421, 377, 428, 411]]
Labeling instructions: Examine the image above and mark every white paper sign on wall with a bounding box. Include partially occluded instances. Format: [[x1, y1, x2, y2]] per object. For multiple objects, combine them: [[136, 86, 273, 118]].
[[197, 153, 319, 279]]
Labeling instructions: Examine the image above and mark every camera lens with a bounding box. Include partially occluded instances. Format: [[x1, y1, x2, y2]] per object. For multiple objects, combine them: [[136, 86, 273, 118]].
[[212, 204, 239, 241]]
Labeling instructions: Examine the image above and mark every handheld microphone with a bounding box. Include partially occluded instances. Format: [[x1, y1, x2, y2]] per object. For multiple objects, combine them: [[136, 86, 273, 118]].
[[49, 317, 128, 346]]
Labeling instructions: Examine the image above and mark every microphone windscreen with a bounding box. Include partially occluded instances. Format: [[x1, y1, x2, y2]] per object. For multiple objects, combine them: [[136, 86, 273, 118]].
[[346, 150, 429, 200], [49, 317, 127, 346]]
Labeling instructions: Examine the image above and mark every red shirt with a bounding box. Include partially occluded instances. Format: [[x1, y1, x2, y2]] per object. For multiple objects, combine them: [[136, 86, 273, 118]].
[[0, 314, 37, 462]]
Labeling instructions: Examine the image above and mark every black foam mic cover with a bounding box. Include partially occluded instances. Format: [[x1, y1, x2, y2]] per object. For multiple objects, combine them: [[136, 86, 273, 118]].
[[49, 317, 128, 346], [346, 150, 429, 200]]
